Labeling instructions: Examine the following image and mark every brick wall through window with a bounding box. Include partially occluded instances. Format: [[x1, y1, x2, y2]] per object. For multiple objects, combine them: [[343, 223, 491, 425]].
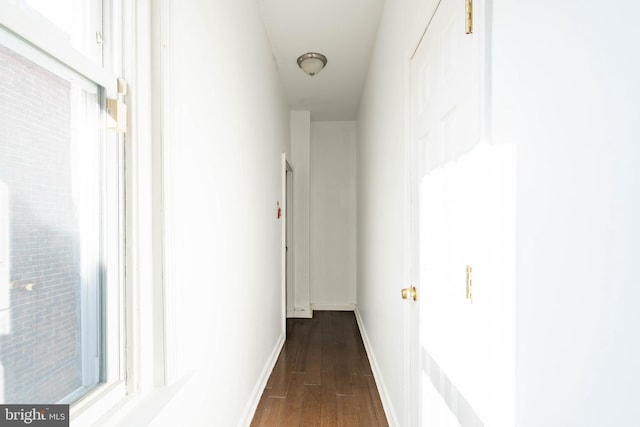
[[0, 43, 87, 403]]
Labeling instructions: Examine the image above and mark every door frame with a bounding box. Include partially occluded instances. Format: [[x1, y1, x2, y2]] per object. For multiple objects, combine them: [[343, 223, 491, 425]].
[[285, 158, 294, 318], [281, 154, 294, 333]]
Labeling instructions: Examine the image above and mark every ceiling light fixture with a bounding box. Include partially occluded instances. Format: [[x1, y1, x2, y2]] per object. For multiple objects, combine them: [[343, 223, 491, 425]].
[[296, 52, 327, 76]]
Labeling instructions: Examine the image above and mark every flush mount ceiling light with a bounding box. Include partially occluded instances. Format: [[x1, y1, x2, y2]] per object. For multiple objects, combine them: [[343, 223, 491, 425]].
[[296, 52, 327, 76]]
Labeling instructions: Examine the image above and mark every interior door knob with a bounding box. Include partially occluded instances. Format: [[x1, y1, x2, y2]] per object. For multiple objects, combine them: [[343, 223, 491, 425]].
[[401, 285, 417, 301]]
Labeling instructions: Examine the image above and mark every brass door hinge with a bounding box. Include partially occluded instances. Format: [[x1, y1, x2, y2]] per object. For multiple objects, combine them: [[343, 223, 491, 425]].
[[465, 0, 473, 34]]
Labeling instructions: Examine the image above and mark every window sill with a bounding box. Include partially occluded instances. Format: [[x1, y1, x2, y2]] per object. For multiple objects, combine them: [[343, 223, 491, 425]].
[[71, 373, 198, 427], [70, 381, 127, 426]]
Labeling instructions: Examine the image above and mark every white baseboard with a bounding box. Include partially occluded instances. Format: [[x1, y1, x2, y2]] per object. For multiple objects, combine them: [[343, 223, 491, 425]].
[[311, 303, 356, 311], [238, 331, 285, 427], [290, 306, 313, 318], [354, 306, 399, 427]]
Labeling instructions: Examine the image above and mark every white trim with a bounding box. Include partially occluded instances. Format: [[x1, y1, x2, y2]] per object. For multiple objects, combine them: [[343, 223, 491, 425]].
[[292, 306, 313, 319], [281, 153, 288, 336], [285, 162, 295, 319], [0, 26, 97, 93], [0, 0, 117, 97], [122, 0, 164, 397], [153, 0, 178, 386], [70, 381, 127, 425], [238, 332, 286, 427], [404, 40, 419, 426], [354, 306, 399, 427], [146, 0, 168, 388], [311, 304, 356, 311]]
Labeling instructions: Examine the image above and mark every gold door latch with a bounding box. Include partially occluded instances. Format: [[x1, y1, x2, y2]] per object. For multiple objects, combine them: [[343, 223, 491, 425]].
[[401, 285, 418, 301]]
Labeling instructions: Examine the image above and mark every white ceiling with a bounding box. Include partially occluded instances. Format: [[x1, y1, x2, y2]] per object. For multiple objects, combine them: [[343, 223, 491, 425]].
[[257, 0, 385, 121]]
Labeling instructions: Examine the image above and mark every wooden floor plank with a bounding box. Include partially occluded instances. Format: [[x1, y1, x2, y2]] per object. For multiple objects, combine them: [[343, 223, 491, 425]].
[[336, 395, 357, 426], [320, 313, 338, 372], [320, 370, 338, 427], [265, 342, 296, 397], [251, 396, 286, 427], [300, 385, 322, 426], [304, 320, 322, 385], [281, 372, 306, 426], [366, 376, 388, 425], [250, 393, 269, 426], [251, 311, 388, 426], [353, 380, 389, 427]]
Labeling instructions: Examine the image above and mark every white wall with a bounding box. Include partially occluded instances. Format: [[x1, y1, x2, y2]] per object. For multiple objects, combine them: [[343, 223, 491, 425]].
[[310, 121, 356, 309], [360, 0, 640, 425], [356, 1, 438, 425], [145, 1, 289, 425], [492, 1, 640, 425], [290, 110, 312, 317]]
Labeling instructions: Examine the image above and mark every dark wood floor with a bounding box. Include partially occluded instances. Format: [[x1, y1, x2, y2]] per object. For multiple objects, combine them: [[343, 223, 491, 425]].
[[251, 311, 388, 426]]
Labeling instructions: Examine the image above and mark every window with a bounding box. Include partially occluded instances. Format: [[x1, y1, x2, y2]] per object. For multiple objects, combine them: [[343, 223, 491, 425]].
[[0, 0, 122, 406], [13, 0, 103, 62]]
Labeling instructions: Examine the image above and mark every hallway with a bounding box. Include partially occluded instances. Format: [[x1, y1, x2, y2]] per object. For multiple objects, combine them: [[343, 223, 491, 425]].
[[2, 0, 639, 425], [251, 312, 388, 426]]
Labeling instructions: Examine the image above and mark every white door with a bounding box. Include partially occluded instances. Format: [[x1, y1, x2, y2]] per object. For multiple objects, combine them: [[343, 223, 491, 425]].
[[407, 0, 516, 425]]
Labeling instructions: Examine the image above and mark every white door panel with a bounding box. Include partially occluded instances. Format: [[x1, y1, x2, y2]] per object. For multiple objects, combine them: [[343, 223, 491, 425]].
[[409, 0, 515, 425]]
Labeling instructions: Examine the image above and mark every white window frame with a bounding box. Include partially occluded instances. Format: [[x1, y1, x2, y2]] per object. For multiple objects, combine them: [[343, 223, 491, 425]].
[[1, 0, 167, 422], [0, 0, 117, 98], [0, 29, 118, 406], [0, 1, 165, 424]]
